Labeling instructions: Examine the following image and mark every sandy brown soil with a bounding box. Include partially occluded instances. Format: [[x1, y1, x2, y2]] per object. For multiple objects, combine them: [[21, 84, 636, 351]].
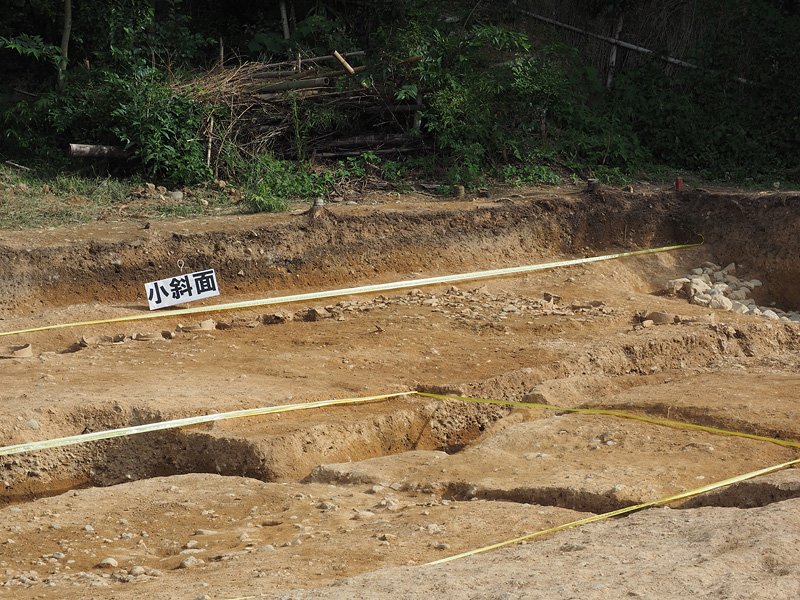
[[2, 184, 800, 599]]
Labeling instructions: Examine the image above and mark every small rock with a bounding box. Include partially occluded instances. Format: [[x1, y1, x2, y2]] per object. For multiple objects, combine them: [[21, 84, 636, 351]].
[[281, 539, 302, 547], [97, 557, 118, 569], [434, 542, 451, 550], [25, 419, 39, 430], [709, 296, 733, 311], [684, 279, 710, 297], [179, 556, 204, 569], [262, 310, 295, 324], [193, 529, 218, 536], [644, 311, 674, 325], [729, 288, 748, 301], [304, 306, 332, 321], [129, 566, 146, 576], [351, 510, 375, 520], [665, 278, 689, 295]]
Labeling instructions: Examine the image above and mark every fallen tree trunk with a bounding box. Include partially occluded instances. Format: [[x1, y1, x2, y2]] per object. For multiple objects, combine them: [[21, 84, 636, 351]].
[[67, 143, 131, 158]]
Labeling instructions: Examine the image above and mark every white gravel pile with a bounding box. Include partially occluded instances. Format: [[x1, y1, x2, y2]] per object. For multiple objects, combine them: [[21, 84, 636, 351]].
[[666, 262, 800, 322]]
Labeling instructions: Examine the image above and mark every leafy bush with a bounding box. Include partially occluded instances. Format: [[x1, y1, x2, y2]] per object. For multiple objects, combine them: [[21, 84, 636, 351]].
[[103, 65, 211, 185], [237, 153, 328, 213]]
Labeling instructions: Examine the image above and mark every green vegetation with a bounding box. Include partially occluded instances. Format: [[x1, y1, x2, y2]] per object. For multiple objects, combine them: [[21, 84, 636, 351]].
[[1, 0, 798, 225]]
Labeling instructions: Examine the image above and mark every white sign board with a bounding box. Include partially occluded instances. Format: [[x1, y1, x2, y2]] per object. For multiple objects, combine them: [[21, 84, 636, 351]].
[[145, 269, 220, 310]]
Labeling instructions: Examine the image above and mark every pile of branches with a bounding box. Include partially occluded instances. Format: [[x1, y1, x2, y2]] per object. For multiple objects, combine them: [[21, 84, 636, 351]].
[[178, 51, 426, 175]]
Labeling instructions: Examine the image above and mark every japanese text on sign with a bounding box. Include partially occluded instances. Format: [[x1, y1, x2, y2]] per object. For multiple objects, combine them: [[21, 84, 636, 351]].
[[145, 269, 220, 310]]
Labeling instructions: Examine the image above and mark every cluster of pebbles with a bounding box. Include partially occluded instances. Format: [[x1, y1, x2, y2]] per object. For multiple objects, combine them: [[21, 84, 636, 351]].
[[665, 262, 800, 322], [10, 287, 615, 359]]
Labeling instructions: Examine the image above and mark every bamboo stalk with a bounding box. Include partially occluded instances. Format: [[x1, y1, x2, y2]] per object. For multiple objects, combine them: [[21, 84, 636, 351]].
[[606, 14, 624, 87], [315, 147, 421, 159], [206, 116, 214, 167], [258, 77, 331, 92], [264, 51, 366, 69], [334, 50, 368, 88], [323, 133, 417, 149], [58, 0, 72, 91], [279, 0, 290, 39]]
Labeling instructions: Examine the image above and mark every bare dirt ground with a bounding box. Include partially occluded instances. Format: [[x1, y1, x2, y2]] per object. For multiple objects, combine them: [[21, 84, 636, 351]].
[[2, 183, 800, 600]]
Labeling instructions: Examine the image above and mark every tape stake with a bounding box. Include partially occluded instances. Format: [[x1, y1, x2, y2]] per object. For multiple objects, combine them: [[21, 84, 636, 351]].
[[0, 240, 702, 338]]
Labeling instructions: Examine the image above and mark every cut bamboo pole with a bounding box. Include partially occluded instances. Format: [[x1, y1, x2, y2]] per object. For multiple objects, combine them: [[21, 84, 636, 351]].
[[264, 51, 366, 69], [334, 50, 368, 88], [258, 77, 331, 92], [323, 133, 417, 149]]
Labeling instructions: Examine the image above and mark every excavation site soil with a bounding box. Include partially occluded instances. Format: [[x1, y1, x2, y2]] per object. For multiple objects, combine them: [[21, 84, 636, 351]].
[[2, 184, 800, 600]]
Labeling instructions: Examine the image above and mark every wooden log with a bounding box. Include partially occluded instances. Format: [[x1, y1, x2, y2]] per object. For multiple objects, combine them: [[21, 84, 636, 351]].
[[67, 143, 131, 158]]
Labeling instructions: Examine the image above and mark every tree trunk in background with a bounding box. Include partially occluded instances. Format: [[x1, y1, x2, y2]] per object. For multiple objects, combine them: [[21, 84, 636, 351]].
[[58, 0, 71, 91], [280, 1, 291, 39], [606, 14, 625, 87]]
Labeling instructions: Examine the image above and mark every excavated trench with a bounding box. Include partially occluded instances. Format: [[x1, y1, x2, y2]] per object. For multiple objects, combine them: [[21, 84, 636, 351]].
[[3, 189, 800, 518]]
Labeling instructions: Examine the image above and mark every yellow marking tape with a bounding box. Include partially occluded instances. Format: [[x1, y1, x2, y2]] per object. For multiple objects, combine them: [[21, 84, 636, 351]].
[[0, 240, 701, 338], [0, 392, 410, 456], [2, 383, 795, 589], [415, 392, 800, 449], [3, 389, 797, 457], [426, 457, 800, 565]]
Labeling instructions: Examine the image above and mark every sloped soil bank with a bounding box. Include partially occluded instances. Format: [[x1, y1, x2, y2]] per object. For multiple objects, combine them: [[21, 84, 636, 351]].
[[2, 185, 800, 600]]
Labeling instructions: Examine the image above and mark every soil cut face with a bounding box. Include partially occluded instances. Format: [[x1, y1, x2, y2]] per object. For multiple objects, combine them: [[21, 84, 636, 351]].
[[2, 184, 800, 600]]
